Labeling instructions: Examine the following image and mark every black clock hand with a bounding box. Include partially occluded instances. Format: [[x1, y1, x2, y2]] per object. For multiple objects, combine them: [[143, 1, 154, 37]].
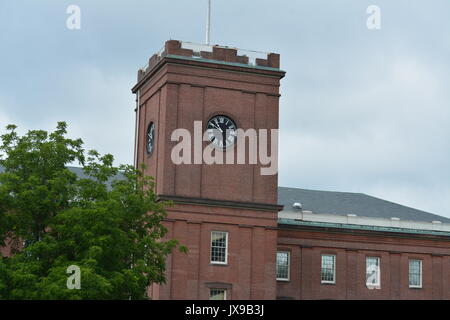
[[211, 123, 222, 132], [222, 127, 227, 148]]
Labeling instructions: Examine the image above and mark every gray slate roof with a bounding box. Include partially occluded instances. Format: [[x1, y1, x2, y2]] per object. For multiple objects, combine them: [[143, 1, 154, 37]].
[[278, 186, 450, 223]]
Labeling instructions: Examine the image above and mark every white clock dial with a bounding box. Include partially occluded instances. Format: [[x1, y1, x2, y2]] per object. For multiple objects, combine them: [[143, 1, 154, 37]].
[[146, 122, 155, 155]]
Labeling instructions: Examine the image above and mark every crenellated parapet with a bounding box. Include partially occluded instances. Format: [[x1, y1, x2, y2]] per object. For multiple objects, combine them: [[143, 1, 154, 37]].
[[137, 40, 281, 82]]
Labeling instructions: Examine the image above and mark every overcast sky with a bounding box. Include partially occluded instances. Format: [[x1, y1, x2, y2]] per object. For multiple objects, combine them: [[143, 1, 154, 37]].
[[0, 0, 449, 217]]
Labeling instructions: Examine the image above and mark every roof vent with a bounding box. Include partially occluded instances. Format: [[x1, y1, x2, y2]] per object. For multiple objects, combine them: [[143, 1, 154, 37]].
[[292, 202, 302, 210]]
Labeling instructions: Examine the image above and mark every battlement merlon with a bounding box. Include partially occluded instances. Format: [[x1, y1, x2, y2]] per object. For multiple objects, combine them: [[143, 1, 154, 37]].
[[134, 40, 283, 87]]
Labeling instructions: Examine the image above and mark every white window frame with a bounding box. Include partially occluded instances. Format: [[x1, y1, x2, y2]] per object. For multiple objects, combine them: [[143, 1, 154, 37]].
[[408, 259, 423, 289], [276, 251, 290, 281], [210, 231, 228, 265], [366, 257, 381, 287], [209, 288, 227, 300], [321, 254, 336, 284]]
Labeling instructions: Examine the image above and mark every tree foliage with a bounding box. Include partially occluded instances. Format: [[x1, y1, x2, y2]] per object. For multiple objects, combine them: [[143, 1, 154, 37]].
[[0, 122, 184, 299]]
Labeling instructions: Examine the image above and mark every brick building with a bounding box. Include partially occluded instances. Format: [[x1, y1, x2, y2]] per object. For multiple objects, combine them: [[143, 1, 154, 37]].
[[1, 38, 448, 300], [131, 40, 450, 300], [277, 188, 450, 300]]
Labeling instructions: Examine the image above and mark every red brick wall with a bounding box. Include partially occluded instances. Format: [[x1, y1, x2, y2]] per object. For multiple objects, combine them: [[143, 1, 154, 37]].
[[277, 227, 450, 300], [135, 54, 284, 205], [154, 203, 278, 300]]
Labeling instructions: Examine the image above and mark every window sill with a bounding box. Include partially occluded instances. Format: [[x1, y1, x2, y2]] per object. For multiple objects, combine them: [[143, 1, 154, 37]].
[[409, 286, 422, 289], [210, 263, 229, 267], [277, 279, 290, 282], [366, 284, 381, 290], [321, 282, 336, 285]]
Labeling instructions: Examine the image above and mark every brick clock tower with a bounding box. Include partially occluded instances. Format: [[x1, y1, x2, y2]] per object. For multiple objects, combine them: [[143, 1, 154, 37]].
[[132, 40, 285, 300]]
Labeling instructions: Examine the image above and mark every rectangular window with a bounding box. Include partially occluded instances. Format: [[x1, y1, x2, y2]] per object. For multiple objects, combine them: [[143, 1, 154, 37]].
[[366, 257, 380, 287], [321, 254, 336, 284], [210, 231, 228, 264], [209, 288, 227, 300], [276, 251, 290, 281], [409, 259, 422, 288]]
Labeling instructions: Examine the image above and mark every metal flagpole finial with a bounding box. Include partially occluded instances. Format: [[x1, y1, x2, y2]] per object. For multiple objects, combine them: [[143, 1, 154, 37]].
[[206, 0, 211, 45]]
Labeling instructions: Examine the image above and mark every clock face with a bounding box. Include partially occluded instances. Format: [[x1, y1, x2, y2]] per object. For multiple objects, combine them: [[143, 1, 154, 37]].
[[146, 122, 155, 156], [206, 115, 237, 149]]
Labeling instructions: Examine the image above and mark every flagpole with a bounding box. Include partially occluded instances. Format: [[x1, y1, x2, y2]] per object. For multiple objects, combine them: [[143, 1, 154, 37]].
[[206, 0, 211, 45]]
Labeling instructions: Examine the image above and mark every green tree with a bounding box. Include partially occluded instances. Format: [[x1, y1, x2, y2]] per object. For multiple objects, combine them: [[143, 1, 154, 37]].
[[0, 122, 184, 299]]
